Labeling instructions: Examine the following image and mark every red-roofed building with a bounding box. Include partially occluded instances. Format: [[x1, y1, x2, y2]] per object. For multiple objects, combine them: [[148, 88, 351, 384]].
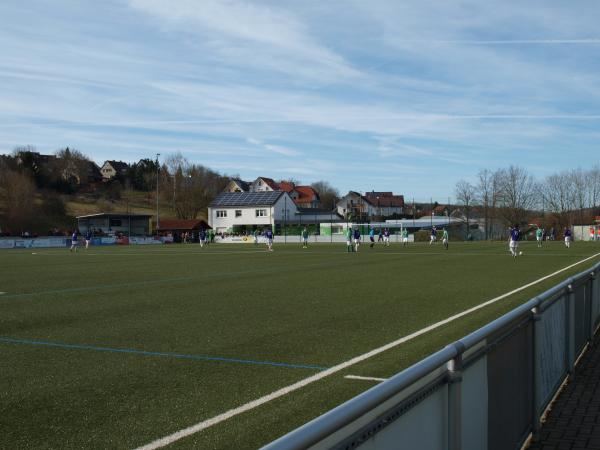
[[155, 218, 211, 243], [292, 185, 320, 208], [224, 177, 321, 208], [278, 181, 295, 193]]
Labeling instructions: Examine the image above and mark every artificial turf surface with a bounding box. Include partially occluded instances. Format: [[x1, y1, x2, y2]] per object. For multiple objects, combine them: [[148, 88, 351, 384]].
[[1, 240, 599, 449]]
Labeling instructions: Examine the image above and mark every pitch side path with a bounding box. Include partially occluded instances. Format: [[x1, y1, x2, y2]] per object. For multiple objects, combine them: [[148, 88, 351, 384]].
[[527, 329, 600, 450], [1, 242, 599, 449]]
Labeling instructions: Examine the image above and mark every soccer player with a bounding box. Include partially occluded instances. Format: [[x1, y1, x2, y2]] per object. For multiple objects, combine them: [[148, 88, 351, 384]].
[[353, 227, 361, 252], [85, 229, 92, 249], [253, 228, 259, 245], [401, 228, 409, 246], [378, 228, 384, 243], [369, 227, 376, 248], [564, 227, 572, 248], [430, 226, 437, 245], [301, 227, 309, 248], [265, 228, 274, 251], [346, 226, 353, 252], [509, 224, 520, 257], [199, 229, 206, 248], [69, 230, 78, 252], [383, 228, 390, 246], [441, 228, 449, 250], [536, 227, 543, 247]]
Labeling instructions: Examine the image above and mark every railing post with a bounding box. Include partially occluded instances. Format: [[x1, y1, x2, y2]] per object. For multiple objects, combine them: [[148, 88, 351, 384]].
[[566, 283, 575, 373], [590, 271, 596, 342], [447, 343, 464, 450], [531, 304, 542, 437]]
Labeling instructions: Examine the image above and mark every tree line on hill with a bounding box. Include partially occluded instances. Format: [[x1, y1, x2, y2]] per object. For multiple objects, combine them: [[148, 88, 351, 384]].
[[3, 146, 597, 239], [0, 147, 230, 235], [0, 146, 342, 236], [454, 165, 600, 239]]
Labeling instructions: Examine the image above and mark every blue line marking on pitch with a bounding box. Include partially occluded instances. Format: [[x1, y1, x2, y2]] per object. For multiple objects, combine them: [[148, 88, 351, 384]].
[[0, 337, 328, 371]]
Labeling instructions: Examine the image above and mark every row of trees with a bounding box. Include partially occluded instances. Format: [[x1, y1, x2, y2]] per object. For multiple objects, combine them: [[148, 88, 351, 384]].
[[455, 165, 600, 239]]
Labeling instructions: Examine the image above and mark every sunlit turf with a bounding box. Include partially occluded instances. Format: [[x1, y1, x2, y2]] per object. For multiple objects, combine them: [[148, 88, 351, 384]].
[[1, 241, 599, 449]]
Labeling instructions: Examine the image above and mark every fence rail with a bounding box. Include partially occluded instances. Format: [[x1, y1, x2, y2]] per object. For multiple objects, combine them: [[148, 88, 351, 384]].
[[263, 261, 600, 450]]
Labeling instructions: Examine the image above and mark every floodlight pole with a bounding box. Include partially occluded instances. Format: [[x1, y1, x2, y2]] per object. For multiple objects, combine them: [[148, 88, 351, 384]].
[[155, 153, 160, 233], [431, 197, 433, 228], [284, 195, 287, 244], [331, 199, 333, 243]]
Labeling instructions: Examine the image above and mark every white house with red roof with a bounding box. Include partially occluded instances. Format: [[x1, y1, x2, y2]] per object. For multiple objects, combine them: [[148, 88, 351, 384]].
[[336, 191, 404, 220], [208, 190, 340, 234]]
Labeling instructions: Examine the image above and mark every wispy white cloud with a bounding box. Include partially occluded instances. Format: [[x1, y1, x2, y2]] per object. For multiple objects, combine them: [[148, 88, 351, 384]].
[[2, 0, 600, 197], [127, 0, 361, 81]]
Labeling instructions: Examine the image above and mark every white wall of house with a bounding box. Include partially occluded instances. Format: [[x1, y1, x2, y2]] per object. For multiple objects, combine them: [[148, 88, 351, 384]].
[[250, 178, 275, 192], [336, 193, 404, 217], [209, 193, 298, 232], [224, 180, 246, 192], [100, 162, 117, 180], [336, 193, 376, 218]]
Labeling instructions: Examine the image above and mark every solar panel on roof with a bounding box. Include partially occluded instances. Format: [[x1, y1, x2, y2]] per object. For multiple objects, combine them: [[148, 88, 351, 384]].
[[210, 190, 283, 207]]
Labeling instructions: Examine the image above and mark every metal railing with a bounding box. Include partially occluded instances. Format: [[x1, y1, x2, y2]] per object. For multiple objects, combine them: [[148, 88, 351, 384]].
[[263, 261, 600, 450]]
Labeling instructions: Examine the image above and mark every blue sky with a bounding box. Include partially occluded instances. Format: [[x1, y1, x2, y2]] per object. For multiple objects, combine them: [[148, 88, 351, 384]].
[[2, 0, 600, 200]]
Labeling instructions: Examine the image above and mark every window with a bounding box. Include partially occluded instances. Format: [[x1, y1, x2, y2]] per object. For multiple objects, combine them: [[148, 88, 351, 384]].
[[235, 210, 242, 217], [216, 210, 227, 218], [109, 219, 122, 227], [255, 209, 268, 217]]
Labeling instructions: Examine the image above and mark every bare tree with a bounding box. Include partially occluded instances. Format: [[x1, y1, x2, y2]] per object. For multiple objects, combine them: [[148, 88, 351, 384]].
[[476, 169, 501, 240], [537, 171, 575, 229], [311, 180, 340, 210], [455, 180, 476, 238], [52, 147, 93, 190], [496, 166, 536, 226], [588, 165, 600, 210], [570, 168, 588, 225], [587, 164, 600, 208]]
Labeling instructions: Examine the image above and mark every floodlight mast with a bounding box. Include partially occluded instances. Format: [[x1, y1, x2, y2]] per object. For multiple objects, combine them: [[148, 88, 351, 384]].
[[156, 153, 160, 233]]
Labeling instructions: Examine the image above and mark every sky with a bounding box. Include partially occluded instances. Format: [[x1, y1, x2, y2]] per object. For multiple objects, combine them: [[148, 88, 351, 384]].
[[2, 0, 600, 200]]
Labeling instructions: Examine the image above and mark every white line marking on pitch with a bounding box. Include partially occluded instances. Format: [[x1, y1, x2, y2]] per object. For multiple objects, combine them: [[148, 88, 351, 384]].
[[0, 292, 6, 295], [345, 375, 388, 382], [134, 252, 600, 450]]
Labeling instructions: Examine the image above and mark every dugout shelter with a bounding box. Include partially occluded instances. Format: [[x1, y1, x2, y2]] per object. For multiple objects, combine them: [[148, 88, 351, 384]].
[[76, 213, 152, 236]]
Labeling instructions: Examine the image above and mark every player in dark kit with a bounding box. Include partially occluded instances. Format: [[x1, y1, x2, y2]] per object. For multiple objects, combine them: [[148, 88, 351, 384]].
[[265, 228, 274, 251], [69, 230, 78, 252]]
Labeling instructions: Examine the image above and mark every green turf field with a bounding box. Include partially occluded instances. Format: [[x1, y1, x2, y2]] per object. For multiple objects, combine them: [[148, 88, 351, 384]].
[[1, 241, 599, 449]]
